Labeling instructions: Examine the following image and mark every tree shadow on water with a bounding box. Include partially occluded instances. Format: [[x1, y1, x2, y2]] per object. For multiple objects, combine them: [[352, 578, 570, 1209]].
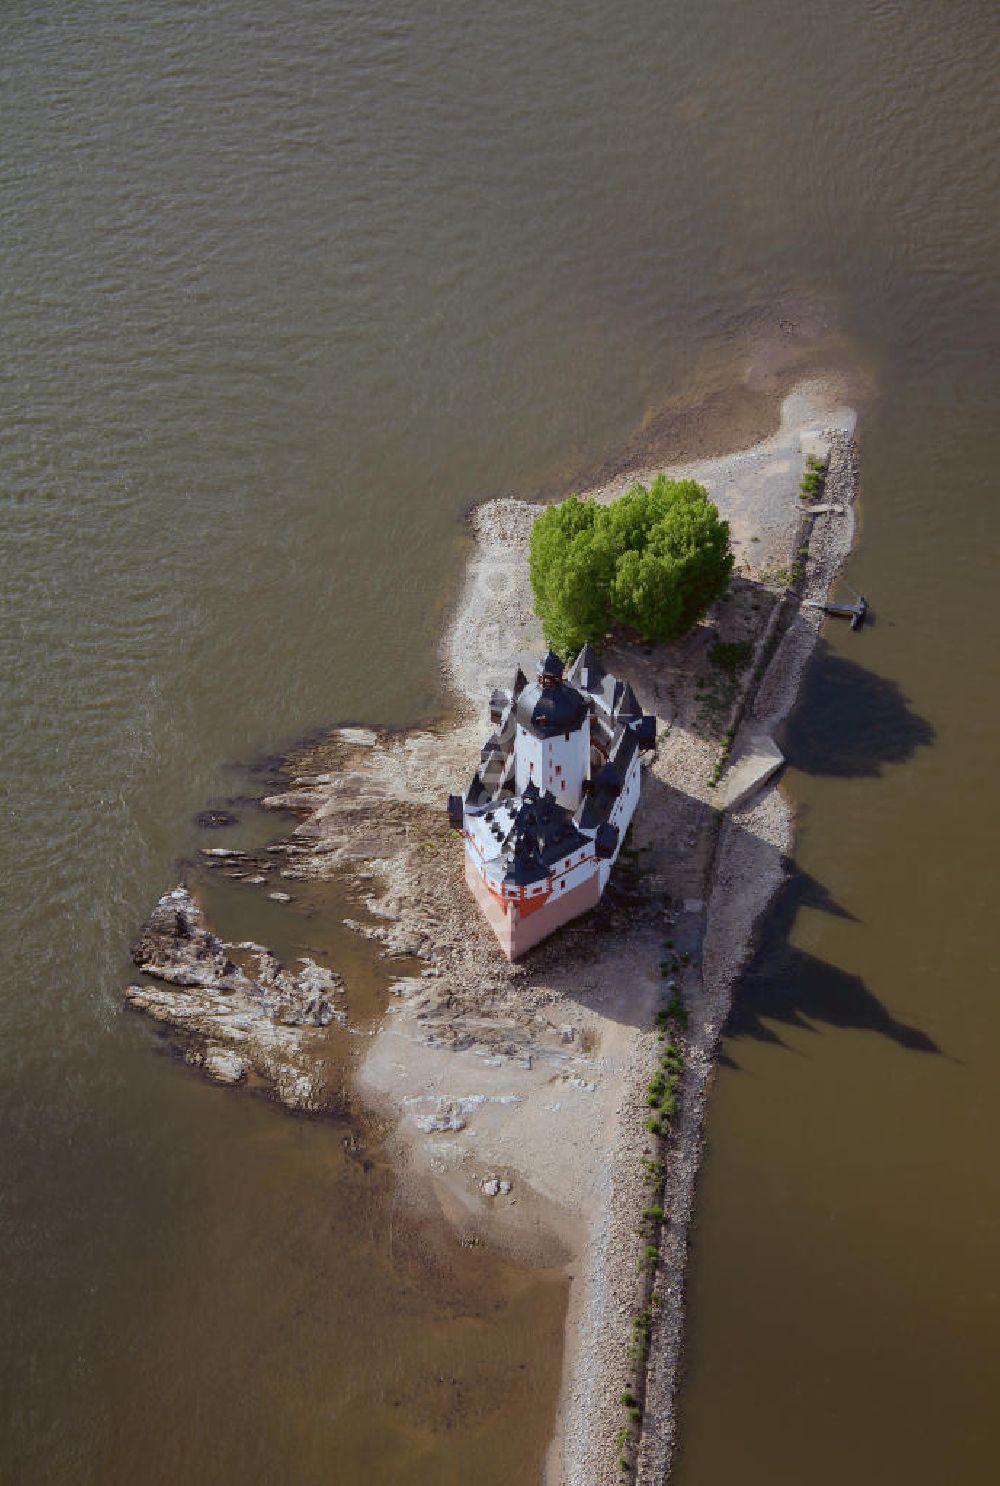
[[723, 862, 942, 1059], [782, 640, 935, 778]]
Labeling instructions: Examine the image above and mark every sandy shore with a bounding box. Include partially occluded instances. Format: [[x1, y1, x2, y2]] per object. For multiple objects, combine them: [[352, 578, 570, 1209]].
[[277, 379, 858, 1483], [125, 378, 859, 1483]]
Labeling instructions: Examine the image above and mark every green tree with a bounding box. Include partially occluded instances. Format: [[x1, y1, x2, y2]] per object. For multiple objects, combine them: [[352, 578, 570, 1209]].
[[527, 495, 611, 655], [529, 476, 732, 652]]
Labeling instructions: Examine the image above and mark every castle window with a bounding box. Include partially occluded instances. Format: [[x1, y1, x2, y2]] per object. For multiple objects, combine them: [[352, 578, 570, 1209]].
[[554, 764, 561, 775]]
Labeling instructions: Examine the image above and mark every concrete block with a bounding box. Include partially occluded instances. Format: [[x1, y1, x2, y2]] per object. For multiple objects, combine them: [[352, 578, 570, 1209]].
[[716, 733, 785, 811]]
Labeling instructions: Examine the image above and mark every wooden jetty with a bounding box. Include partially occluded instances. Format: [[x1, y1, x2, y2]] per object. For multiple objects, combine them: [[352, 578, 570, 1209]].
[[804, 588, 868, 630]]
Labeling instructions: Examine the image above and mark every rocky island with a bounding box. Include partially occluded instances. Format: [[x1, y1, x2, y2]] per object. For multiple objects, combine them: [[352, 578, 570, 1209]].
[[125, 379, 859, 1483]]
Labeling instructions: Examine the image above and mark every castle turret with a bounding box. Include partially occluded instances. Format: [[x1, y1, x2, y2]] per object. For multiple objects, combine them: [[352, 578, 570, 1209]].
[[513, 651, 590, 807]]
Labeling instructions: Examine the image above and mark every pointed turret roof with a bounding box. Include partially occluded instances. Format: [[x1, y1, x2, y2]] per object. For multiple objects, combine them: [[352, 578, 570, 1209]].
[[616, 681, 642, 721], [515, 659, 589, 737], [567, 642, 605, 693]]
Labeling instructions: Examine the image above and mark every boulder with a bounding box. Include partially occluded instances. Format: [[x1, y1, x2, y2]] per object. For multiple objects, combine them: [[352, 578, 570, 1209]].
[[481, 1177, 513, 1197], [203, 1047, 247, 1084], [194, 810, 239, 830], [714, 732, 785, 811]]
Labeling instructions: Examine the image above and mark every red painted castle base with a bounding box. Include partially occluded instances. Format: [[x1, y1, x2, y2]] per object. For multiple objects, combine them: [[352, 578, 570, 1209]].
[[465, 859, 601, 961]]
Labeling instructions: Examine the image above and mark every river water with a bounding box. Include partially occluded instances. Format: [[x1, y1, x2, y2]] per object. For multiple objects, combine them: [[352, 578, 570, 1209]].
[[1, 2, 997, 1482]]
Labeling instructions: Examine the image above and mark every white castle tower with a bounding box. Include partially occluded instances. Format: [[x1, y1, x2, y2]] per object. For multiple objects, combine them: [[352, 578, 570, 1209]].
[[513, 650, 590, 805]]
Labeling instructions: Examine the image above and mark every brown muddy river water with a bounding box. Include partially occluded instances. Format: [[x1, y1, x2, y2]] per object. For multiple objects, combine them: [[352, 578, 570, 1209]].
[[1, 2, 997, 1483]]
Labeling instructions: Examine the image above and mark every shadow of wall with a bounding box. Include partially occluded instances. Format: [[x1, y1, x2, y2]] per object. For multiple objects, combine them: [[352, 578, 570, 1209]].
[[723, 863, 941, 1060], [723, 639, 938, 1061], [781, 640, 935, 778]]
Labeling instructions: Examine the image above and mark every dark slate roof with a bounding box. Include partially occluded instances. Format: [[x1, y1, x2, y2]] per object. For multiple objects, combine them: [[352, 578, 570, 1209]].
[[609, 726, 639, 776], [574, 793, 610, 832], [616, 681, 642, 721], [512, 666, 528, 698], [574, 761, 624, 831], [514, 678, 589, 738], [584, 672, 625, 713], [481, 747, 513, 794], [593, 759, 624, 790], [501, 788, 589, 885], [567, 643, 605, 693], [506, 839, 550, 886], [590, 713, 616, 755], [466, 770, 489, 809], [538, 649, 565, 679]]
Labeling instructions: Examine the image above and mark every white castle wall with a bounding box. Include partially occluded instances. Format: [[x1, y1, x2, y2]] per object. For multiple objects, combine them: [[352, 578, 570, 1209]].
[[513, 724, 544, 797], [597, 752, 642, 892], [513, 716, 590, 807], [541, 843, 594, 903], [464, 832, 596, 911]]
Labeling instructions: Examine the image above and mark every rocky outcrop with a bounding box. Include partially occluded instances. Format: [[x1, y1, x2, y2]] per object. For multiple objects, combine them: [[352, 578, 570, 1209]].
[[124, 886, 345, 1110]]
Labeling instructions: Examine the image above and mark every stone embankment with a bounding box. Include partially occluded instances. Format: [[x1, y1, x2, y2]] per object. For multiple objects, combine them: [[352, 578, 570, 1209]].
[[634, 424, 858, 1484]]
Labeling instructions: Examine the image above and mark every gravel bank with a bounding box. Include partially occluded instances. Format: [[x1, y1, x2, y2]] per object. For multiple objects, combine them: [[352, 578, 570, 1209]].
[[635, 429, 858, 1484]]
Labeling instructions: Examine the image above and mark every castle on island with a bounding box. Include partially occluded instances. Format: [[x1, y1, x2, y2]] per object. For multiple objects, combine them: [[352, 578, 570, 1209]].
[[448, 646, 656, 959]]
